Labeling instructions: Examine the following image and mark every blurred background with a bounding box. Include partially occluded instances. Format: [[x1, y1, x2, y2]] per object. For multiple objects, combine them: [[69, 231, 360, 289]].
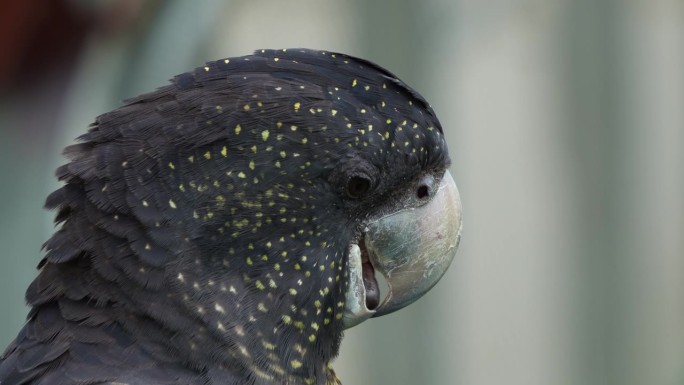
[[0, 0, 682, 384]]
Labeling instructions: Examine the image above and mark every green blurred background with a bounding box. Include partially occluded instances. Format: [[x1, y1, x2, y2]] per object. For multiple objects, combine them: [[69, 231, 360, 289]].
[[1, 1, 682, 384]]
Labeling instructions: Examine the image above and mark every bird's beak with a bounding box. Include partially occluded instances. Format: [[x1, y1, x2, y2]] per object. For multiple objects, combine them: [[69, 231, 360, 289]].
[[343, 171, 462, 328]]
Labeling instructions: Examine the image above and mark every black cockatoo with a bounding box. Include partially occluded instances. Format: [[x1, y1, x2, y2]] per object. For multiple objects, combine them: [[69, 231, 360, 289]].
[[0, 49, 462, 385]]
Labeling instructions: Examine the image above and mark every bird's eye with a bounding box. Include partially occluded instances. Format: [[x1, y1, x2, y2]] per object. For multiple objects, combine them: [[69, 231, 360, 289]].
[[346, 176, 371, 199], [416, 184, 429, 199]]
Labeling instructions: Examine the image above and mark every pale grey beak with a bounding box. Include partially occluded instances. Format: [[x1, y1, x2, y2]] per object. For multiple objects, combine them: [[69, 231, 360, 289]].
[[343, 170, 462, 328]]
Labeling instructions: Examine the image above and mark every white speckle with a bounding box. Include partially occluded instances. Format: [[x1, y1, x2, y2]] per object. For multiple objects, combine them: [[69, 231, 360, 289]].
[[214, 303, 225, 314], [238, 344, 250, 357]]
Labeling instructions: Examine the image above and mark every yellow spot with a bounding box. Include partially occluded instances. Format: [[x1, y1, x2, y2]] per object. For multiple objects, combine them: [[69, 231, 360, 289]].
[[352, 79, 357, 87], [238, 171, 246, 178], [255, 280, 265, 290], [142, 200, 149, 207], [204, 66, 210, 72], [274, 57, 280, 62], [249, 160, 255, 170], [294, 102, 301, 112], [289, 288, 297, 296], [221, 146, 228, 157], [169, 199, 177, 209], [276, 121, 283, 128], [308, 335, 316, 343], [243, 104, 250, 111], [282, 315, 292, 324], [263, 340, 276, 350], [291, 360, 302, 369], [168, 162, 175, 169], [261, 130, 270, 141], [280, 151, 286, 158], [235, 124, 242, 135], [238, 344, 250, 357], [386, 118, 392, 124], [331, 109, 338, 117], [246, 257, 253, 266], [204, 151, 211, 160]]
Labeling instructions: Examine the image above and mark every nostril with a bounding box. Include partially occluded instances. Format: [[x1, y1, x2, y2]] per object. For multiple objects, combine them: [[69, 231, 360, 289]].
[[416, 185, 429, 199]]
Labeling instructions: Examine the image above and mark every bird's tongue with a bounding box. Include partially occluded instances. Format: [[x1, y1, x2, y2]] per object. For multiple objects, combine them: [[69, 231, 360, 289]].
[[360, 241, 380, 310]]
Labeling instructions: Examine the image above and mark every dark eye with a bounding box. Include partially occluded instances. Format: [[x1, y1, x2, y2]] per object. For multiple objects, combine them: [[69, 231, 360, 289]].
[[346, 176, 371, 199], [416, 184, 429, 199]]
